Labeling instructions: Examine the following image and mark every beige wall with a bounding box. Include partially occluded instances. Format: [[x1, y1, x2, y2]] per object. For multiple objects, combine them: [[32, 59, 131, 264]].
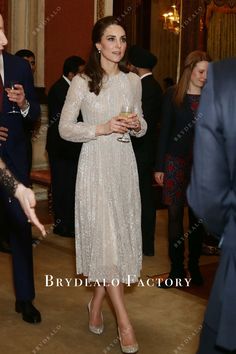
[[32, 105, 49, 170], [9, 0, 45, 87]]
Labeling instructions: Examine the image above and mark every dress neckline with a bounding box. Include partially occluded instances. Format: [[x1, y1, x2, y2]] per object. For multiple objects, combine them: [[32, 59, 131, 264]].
[[187, 93, 201, 97], [107, 71, 122, 80]]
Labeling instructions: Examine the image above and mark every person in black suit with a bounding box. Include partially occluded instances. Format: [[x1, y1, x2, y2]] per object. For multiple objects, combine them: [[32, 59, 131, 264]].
[[15, 49, 38, 170], [0, 13, 41, 323], [0, 98, 11, 253], [0, 47, 38, 253], [15, 49, 36, 74], [128, 45, 162, 256], [188, 58, 236, 354], [15, 49, 38, 169], [46, 56, 85, 237], [163, 77, 175, 91]]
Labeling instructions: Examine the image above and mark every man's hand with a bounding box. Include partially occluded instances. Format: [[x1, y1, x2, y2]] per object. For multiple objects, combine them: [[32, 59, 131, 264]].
[[5, 84, 28, 109], [0, 126, 8, 141]]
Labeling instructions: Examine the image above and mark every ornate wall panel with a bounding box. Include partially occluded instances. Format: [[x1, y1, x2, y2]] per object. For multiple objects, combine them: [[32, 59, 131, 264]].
[[205, 0, 236, 60], [95, 0, 113, 21], [204, 0, 236, 7]]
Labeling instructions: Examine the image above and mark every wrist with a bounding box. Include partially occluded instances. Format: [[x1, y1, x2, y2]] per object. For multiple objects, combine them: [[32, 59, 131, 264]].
[[96, 123, 109, 136], [20, 99, 30, 111], [95, 124, 103, 136], [14, 183, 25, 197], [0, 167, 20, 196]]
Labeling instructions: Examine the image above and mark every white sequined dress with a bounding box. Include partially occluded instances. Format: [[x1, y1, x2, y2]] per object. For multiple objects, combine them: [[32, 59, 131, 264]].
[[59, 71, 147, 284]]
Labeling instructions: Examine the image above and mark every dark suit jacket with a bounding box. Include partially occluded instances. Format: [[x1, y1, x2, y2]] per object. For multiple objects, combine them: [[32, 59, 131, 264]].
[[187, 58, 236, 351], [0, 52, 40, 185], [132, 74, 162, 167], [46, 76, 82, 159]]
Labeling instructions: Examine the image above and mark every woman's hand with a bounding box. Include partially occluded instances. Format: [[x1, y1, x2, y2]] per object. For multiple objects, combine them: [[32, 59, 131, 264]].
[[125, 113, 141, 132], [14, 184, 46, 236], [96, 116, 130, 136], [154, 172, 164, 187]]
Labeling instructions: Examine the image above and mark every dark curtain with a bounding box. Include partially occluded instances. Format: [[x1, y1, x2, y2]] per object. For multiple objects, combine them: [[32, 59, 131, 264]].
[[113, 0, 151, 48]]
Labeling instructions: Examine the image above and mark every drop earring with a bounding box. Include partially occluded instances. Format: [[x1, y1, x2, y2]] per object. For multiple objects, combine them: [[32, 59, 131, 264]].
[[98, 49, 101, 54]]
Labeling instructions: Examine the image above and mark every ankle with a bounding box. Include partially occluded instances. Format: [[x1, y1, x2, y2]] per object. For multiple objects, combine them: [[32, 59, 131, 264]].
[[119, 325, 133, 335], [118, 325, 137, 341], [118, 326, 138, 348]]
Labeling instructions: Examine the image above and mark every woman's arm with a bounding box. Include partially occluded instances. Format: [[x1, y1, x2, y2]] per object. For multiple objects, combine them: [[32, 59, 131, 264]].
[[0, 159, 45, 236], [59, 75, 97, 142], [59, 74, 136, 140]]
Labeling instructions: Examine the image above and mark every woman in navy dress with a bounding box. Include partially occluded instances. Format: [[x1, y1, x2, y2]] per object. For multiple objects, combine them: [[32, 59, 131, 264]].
[[155, 51, 211, 287]]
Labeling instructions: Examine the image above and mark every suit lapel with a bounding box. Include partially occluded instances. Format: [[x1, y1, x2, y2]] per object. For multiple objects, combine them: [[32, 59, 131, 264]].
[[2, 51, 11, 86]]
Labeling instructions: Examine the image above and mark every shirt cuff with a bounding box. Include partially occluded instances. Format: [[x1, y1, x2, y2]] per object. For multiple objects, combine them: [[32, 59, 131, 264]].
[[20, 102, 30, 117]]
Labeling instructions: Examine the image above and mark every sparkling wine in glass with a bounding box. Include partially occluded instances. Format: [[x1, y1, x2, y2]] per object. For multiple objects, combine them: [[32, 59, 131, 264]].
[[5, 80, 19, 114], [117, 104, 133, 143]]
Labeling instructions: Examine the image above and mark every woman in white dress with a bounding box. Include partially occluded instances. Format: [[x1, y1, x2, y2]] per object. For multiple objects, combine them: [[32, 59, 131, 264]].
[[59, 16, 147, 353]]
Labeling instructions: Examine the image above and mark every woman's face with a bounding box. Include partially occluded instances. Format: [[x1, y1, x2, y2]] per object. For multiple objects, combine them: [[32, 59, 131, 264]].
[[96, 24, 127, 65], [190, 60, 209, 89]]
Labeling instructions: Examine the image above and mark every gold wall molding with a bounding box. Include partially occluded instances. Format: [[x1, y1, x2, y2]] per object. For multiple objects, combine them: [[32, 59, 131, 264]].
[[204, 0, 236, 8], [94, 0, 113, 21]]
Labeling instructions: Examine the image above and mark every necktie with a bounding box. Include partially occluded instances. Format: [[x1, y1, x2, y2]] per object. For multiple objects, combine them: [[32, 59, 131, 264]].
[[0, 74, 3, 112]]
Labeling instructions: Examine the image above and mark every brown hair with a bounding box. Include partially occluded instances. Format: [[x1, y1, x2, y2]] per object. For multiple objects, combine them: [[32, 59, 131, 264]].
[[173, 50, 211, 106], [84, 16, 128, 95]]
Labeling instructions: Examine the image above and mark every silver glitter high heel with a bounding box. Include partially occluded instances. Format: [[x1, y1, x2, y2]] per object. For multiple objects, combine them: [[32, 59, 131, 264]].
[[87, 299, 104, 335], [118, 327, 139, 353]]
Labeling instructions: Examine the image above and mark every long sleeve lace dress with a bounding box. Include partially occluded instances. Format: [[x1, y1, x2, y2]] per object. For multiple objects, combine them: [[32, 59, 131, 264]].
[[59, 71, 147, 284]]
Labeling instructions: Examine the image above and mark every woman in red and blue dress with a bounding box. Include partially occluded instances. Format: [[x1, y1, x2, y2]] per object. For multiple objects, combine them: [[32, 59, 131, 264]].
[[155, 51, 211, 287]]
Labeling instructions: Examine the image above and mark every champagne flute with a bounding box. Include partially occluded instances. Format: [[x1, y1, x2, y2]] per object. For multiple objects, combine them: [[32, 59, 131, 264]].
[[5, 80, 19, 114], [117, 104, 133, 143]]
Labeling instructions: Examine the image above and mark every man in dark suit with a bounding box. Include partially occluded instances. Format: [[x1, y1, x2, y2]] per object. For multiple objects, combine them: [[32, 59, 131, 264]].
[[188, 58, 236, 353], [0, 48, 39, 253], [46, 56, 85, 237], [0, 14, 41, 323], [128, 45, 163, 256], [15, 49, 38, 174], [15, 49, 36, 74]]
